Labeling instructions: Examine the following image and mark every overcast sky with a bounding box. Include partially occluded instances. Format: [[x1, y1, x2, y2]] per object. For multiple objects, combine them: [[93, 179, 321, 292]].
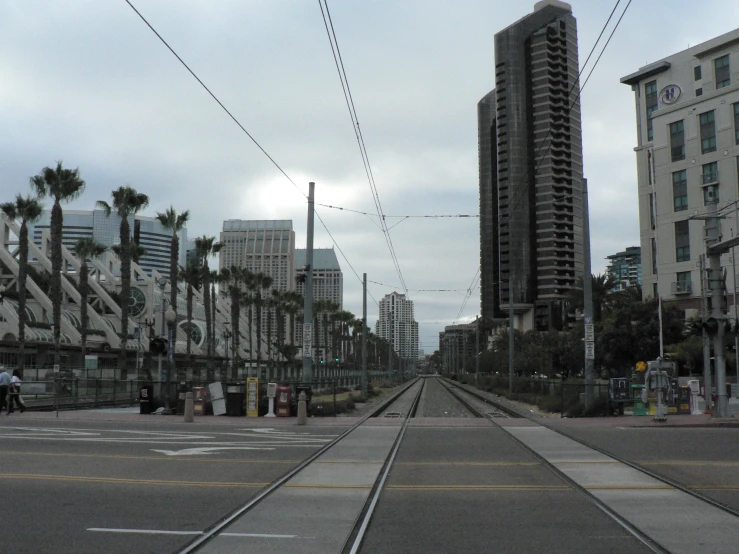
[[2, 0, 739, 352]]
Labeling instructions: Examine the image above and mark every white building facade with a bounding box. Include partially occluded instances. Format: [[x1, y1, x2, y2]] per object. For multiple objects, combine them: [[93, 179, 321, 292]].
[[375, 292, 419, 361], [621, 28, 739, 310]]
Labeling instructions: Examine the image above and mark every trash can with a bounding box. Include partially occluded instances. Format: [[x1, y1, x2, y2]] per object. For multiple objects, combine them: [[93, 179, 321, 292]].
[[226, 383, 245, 416], [139, 385, 153, 414]]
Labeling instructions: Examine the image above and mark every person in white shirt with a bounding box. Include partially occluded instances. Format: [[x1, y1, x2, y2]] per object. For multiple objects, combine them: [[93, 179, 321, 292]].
[[0, 366, 10, 413], [9, 370, 25, 413]]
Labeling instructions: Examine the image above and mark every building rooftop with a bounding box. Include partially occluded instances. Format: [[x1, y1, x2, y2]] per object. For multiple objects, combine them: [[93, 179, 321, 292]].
[[222, 220, 292, 232], [295, 248, 341, 271]]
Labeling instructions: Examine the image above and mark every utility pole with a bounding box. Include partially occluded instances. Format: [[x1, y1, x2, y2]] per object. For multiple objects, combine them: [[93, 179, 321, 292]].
[[700, 254, 713, 412], [362, 273, 368, 396], [704, 194, 729, 417], [583, 180, 595, 409], [475, 316, 480, 386], [302, 182, 315, 382], [508, 280, 514, 394]]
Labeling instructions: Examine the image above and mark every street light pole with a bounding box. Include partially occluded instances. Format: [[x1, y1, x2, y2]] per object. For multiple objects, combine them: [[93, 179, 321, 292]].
[[165, 305, 176, 411]]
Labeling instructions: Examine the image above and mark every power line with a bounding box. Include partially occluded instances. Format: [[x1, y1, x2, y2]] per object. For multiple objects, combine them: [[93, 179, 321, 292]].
[[123, 0, 375, 306], [123, 0, 305, 199], [319, 0, 408, 294], [315, 202, 478, 219]]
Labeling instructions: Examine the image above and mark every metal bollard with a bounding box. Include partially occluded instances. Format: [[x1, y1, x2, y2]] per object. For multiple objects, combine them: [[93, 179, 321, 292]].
[[184, 391, 194, 423], [297, 391, 307, 425]]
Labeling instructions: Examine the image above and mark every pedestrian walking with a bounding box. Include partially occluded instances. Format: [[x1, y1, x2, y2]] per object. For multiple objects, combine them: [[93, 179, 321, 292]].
[[9, 370, 25, 413], [0, 366, 10, 413]]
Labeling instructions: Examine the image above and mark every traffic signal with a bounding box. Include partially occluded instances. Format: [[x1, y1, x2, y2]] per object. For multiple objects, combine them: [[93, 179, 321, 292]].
[[335, 356, 340, 362], [702, 317, 719, 335], [319, 357, 324, 364], [149, 337, 168, 354]]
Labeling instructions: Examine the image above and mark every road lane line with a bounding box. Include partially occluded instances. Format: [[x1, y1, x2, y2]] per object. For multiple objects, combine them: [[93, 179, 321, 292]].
[[87, 528, 311, 539], [0, 451, 302, 463], [386, 485, 570, 491], [0, 473, 269, 487], [88, 528, 203, 535]]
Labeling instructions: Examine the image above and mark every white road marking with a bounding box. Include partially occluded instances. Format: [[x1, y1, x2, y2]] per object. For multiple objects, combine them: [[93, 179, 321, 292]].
[[87, 528, 310, 539], [88, 528, 202, 535], [152, 447, 274, 456]]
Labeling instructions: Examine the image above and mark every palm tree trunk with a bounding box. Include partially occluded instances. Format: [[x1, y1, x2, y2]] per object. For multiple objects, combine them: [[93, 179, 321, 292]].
[[202, 263, 211, 361], [186, 284, 193, 358], [256, 293, 263, 376], [230, 296, 238, 379], [18, 221, 29, 371], [169, 233, 178, 379], [80, 263, 89, 361], [118, 218, 131, 370], [248, 304, 254, 372], [50, 201, 63, 365]]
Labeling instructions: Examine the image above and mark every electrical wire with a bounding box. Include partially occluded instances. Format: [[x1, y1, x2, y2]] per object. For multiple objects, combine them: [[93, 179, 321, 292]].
[[319, 0, 408, 294], [315, 202, 478, 219], [123, 0, 305, 199], [123, 0, 376, 304]]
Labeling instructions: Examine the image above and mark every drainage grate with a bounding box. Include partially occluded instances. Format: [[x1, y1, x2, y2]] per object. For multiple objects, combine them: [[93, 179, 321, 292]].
[[384, 411, 402, 418]]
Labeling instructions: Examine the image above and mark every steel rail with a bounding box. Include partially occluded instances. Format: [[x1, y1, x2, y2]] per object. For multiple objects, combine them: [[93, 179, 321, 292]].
[[177, 377, 420, 554], [344, 378, 426, 553]]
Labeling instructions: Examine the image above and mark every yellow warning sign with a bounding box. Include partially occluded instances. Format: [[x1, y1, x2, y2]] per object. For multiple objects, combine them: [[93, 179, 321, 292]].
[[635, 361, 647, 372]]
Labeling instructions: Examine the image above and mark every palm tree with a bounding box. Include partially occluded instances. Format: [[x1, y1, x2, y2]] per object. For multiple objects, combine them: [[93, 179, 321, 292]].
[[155, 207, 190, 376], [250, 272, 273, 377], [97, 186, 149, 369], [73, 238, 107, 360], [30, 162, 86, 365], [178, 263, 201, 361], [220, 266, 251, 378], [194, 236, 223, 369], [332, 310, 355, 365], [1, 195, 44, 370]]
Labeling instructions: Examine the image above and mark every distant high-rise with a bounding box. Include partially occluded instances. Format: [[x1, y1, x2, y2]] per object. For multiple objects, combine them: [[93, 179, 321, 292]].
[[376, 292, 418, 362], [479, 0, 585, 331], [30, 209, 188, 277], [295, 248, 343, 359], [605, 247, 642, 292], [219, 220, 295, 293]]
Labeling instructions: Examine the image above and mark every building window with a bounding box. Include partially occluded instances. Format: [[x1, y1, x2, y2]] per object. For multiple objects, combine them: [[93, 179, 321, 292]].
[[670, 120, 685, 161], [649, 193, 656, 228], [694, 66, 702, 80], [715, 54, 730, 89], [645, 81, 658, 141], [651, 237, 657, 274], [675, 220, 690, 262], [676, 271, 692, 294], [702, 161, 718, 184], [672, 170, 688, 211], [700, 111, 716, 153], [653, 283, 659, 299], [734, 103, 739, 145], [696, 88, 703, 97]]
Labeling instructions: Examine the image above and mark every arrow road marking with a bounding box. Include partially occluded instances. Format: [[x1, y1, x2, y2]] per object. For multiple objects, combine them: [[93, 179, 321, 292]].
[[152, 446, 275, 456]]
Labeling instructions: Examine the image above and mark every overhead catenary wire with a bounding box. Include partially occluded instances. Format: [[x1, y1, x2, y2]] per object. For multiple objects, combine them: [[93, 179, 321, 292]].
[[319, 0, 408, 295], [122, 0, 374, 302]]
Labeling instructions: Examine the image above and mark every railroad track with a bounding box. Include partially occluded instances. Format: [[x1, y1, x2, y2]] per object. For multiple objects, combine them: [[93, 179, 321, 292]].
[[178, 377, 424, 554]]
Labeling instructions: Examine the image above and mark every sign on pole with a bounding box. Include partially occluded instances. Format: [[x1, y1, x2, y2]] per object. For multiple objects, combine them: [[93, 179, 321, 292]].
[[585, 342, 595, 360], [302, 322, 313, 357], [584, 323, 594, 343]]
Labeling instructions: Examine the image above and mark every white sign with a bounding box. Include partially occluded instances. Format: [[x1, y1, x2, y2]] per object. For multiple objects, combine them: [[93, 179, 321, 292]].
[[585, 341, 595, 360], [584, 324, 594, 342], [659, 84, 682, 105], [302, 322, 313, 356]]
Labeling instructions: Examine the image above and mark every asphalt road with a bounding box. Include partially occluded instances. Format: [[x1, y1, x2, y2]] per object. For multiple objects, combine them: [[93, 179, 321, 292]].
[[0, 416, 343, 554]]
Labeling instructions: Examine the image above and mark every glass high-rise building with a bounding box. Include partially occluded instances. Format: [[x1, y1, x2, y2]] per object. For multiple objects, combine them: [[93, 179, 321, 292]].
[[479, 0, 585, 331]]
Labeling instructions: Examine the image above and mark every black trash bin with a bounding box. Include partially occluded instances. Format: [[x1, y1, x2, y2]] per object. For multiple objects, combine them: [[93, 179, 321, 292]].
[[139, 385, 153, 414], [225, 383, 245, 416]]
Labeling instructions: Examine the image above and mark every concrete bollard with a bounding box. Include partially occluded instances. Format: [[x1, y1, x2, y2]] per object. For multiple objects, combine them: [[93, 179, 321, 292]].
[[184, 391, 194, 423], [297, 391, 307, 425]]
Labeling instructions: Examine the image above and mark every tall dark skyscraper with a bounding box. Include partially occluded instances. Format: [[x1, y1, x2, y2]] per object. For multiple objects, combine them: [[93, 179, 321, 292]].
[[479, 0, 584, 331]]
